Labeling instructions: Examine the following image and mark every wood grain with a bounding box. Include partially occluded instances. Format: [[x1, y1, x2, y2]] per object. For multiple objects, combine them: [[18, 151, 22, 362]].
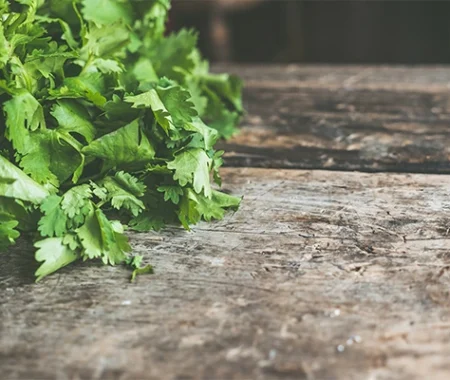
[[2, 168, 450, 380], [217, 65, 450, 173]]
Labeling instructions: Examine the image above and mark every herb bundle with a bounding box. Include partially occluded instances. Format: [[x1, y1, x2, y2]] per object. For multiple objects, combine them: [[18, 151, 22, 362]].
[[0, 0, 243, 280]]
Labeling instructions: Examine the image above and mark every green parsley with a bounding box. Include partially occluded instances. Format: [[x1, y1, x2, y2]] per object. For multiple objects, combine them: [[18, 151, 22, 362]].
[[0, 0, 242, 281]]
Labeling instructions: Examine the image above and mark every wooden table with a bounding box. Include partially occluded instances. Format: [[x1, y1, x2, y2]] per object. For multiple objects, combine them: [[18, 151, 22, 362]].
[[2, 66, 450, 380]]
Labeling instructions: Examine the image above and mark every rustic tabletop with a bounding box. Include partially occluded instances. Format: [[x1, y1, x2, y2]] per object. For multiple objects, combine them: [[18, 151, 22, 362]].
[[2, 65, 450, 380]]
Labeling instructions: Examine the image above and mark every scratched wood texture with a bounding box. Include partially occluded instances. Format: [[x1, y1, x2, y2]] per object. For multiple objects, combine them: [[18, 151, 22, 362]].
[[2, 168, 450, 380], [218, 65, 450, 173], [2, 66, 450, 380]]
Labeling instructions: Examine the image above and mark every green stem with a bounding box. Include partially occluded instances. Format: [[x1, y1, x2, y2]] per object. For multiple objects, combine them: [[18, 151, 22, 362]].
[[1, 67, 10, 82], [6, 13, 27, 35], [79, 55, 94, 76]]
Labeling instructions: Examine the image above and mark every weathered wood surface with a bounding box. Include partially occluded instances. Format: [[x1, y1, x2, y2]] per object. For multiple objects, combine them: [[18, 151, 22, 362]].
[[2, 168, 450, 380], [218, 65, 450, 173]]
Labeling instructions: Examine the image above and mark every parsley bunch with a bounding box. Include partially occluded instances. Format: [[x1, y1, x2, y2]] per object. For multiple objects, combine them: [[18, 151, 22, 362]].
[[0, 0, 242, 280]]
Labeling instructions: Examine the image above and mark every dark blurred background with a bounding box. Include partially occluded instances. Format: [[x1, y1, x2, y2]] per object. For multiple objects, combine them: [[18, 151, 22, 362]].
[[170, 0, 450, 64]]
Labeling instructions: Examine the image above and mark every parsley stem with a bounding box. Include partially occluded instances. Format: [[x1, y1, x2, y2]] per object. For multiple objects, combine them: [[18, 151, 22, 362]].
[[7, 13, 26, 35], [79, 55, 94, 76], [3, 13, 15, 28], [96, 200, 106, 208], [1, 67, 9, 82]]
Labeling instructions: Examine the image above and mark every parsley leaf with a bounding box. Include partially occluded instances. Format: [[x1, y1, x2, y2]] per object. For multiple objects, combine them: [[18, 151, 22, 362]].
[[35, 237, 79, 281], [82, 119, 155, 171], [157, 185, 183, 204], [1, 0, 243, 281], [38, 194, 68, 237], [0, 212, 20, 250], [168, 149, 212, 197], [51, 100, 96, 143], [96, 174, 146, 217], [0, 155, 50, 203]]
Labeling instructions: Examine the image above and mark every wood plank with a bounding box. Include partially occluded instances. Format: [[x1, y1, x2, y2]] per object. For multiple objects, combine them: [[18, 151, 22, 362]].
[[217, 65, 450, 173], [1, 168, 450, 380]]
